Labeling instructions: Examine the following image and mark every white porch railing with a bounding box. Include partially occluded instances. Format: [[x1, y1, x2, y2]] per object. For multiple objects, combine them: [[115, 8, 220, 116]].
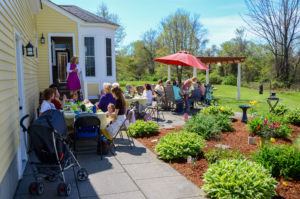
[[80, 70, 88, 100]]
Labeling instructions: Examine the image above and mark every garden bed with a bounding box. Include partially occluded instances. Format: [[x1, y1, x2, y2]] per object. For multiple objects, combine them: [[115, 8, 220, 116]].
[[135, 118, 300, 199]]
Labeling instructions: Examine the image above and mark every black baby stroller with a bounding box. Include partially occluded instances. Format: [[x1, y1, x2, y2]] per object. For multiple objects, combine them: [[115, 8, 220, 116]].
[[20, 109, 89, 196], [196, 83, 219, 106]]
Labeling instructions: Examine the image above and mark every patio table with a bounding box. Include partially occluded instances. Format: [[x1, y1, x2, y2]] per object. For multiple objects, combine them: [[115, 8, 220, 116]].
[[63, 102, 108, 129], [125, 97, 148, 107], [263, 98, 283, 112]]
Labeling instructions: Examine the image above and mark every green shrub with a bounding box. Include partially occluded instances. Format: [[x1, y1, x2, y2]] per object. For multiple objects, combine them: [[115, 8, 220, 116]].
[[162, 76, 168, 81], [241, 81, 250, 88], [202, 159, 278, 199], [222, 75, 237, 86], [215, 114, 234, 132], [128, 120, 159, 136], [140, 75, 152, 81], [204, 148, 245, 164], [247, 113, 292, 138], [271, 80, 284, 89], [201, 105, 235, 117], [185, 113, 221, 140], [152, 76, 159, 81], [209, 73, 223, 84], [273, 104, 289, 116], [252, 145, 300, 179], [285, 108, 300, 125], [155, 131, 206, 160]]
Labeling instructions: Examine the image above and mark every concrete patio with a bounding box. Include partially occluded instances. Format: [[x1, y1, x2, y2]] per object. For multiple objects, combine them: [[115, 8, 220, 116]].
[[14, 134, 207, 199]]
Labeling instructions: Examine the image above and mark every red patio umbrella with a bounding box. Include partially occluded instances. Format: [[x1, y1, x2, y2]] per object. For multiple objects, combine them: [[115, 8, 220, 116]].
[[154, 51, 209, 87]]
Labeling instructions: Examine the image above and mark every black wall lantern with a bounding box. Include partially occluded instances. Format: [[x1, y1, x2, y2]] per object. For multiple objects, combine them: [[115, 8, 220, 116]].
[[25, 42, 34, 56], [22, 45, 24, 55], [41, 33, 45, 44]]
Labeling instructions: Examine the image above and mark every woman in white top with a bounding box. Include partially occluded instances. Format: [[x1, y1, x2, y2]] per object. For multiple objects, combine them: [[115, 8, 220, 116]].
[[138, 83, 153, 113], [39, 88, 56, 116], [66, 55, 81, 96]]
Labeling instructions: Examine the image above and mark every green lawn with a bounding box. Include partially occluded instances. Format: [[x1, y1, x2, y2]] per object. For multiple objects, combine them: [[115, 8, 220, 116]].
[[119, 81, 300, 113]]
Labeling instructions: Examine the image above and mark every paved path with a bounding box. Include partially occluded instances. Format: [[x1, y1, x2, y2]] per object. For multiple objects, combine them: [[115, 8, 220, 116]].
[[14, 135, 207, 199]]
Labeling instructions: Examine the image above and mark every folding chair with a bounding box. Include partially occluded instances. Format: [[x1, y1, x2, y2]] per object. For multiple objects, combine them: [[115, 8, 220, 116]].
[[163, 86, 183, 111], [110, 111, 135, 149], [73, 113, 102, 160], [136, 85, 144, 95]]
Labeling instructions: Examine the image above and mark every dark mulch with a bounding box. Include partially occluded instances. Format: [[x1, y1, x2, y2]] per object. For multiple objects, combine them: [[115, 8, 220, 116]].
[[135, 118, 300, 199]]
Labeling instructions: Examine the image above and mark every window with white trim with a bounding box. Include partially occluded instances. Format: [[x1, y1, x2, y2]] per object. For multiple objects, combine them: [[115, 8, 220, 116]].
[[106, 38, 112, 76], [84, 37, 95, 76]]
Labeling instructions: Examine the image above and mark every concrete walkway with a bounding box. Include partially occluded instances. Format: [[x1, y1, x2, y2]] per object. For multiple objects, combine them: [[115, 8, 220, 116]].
[[14, 135, 207, 199]]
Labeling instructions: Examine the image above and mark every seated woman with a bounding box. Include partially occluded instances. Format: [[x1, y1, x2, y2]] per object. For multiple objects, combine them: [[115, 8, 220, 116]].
[[102, 86, 126, 139], [137, 83, 153, 113], [51, 87, 67, 110], [39, 88, 56, 116], [97, 83, 116, 112]]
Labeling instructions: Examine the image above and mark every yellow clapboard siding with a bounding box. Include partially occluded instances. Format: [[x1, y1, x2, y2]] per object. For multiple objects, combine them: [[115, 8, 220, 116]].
[[0, 0, 39, 183], [36, 3, 79, 91]]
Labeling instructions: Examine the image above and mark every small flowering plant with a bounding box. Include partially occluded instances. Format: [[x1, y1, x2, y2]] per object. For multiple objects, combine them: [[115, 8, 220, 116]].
[[257, 118, 280, 140], [249, 100, 259, 116]]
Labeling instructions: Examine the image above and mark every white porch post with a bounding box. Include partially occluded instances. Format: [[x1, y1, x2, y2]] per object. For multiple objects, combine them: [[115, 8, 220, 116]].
[[80, 70, 88, 99], [206, 65, 209, 84], [237, 62, 241, 100], [168, 65, 171, 80], [193, 67, 196, 77]]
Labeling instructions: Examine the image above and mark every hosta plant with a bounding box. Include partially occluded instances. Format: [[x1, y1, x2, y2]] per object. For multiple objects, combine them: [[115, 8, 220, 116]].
[[185, 113, 221, 140], [204, 148, 245, 164], [128, 120, 159, 136], [201, 105, 234, 117], [273, 104, 289, 116], [252, 144, 300, 179], [202, 159, 278, 199], [155, 131, 206, 160], [285, 108, 300, 125]]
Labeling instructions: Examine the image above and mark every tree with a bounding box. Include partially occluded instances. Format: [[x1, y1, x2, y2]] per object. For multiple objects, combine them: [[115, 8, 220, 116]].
[[242, 0, 300, 82], [96, 2, 126, 48]]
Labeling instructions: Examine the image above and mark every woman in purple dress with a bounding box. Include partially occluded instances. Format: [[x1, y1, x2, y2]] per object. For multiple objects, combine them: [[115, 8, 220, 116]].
[[66, 55, 81, 95]]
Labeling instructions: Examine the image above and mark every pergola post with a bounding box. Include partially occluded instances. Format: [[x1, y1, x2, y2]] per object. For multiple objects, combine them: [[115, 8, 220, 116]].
[[168, 65, 171, 81], [206, 65, 209, 84], [237, 62, 241, 100], [193, 67, 196, 77]]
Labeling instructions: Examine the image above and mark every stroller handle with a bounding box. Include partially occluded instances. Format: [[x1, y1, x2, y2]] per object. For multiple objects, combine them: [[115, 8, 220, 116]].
[[44, 114, 55, 131], [20, 114, 29, 132]]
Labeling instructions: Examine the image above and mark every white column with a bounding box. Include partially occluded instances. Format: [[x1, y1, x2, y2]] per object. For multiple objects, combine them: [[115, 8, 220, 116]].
[[193, 67, 196, 77], [237, 62, 241, 100], [206, 65, 209, 84], [168, 65, 171, 80]]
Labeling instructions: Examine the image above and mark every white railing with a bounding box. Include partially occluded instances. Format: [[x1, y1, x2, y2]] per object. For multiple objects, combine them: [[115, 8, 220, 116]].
[[80, 70, 88, 100]]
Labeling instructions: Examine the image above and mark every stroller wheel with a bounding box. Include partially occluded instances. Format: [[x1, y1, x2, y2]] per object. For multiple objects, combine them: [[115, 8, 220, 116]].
[[29, 182, 37, 195], [77, 168, 89, 181], [37, 182, 44, 195], [57, 183, 65, 196], [65, 183, 72, 196]]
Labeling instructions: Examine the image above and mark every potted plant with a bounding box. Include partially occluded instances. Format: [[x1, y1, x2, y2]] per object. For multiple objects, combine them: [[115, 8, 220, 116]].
[[257, 118, 278, 147], [80, 104, 86, 112], [248, 133, 256, 145]]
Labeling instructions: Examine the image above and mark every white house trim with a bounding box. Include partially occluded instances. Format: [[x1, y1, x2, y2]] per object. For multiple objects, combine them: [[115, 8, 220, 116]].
[[26, 0, 41, 14], [48, 33, 76, 85]]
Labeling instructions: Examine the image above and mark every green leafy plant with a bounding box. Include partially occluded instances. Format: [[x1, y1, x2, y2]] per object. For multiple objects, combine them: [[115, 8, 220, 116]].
[[202, 159, 278, 199], [252, 144, 300, 179], [216, 114, 235, 132], [273, 104, 289, 116], [204, 148, 245, 164], [155, 131, 206, 160], [293, 135, 300, 148], [185, 113, 221, 140], [222, 75, 237, 86], [128, 120, 159, 136], [201, 106, 234, 117], [285, 108, 300, 125]]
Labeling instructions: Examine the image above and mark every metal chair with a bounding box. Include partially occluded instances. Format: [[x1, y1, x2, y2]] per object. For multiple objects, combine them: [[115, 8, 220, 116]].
[[110, 111, 135, 149], [73, 113, 102, 160], [163, 86, 183, 111], [136, 85, 144, 95]]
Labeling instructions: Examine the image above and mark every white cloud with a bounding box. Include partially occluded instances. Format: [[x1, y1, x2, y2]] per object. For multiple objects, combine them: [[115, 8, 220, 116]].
[[201, 15, 256, 47]]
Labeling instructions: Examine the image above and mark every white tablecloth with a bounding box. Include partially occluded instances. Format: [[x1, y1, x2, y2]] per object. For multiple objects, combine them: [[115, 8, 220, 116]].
[[125, 97, 148, 107]]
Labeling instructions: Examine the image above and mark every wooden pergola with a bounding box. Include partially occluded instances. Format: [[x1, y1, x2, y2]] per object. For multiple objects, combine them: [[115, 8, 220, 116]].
[[196, 56, 247, 100]]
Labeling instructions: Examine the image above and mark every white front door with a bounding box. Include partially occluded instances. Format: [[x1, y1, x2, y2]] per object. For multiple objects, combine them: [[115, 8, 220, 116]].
[[15, 28, 27, 180]]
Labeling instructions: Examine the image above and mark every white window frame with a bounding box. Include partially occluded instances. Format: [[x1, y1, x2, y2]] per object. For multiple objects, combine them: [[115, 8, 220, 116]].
[[105, 37, 113, 77], [84, 36, 96, 77]]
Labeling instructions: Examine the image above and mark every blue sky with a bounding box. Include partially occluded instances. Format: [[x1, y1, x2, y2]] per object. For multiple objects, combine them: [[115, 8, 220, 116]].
[[51, 0, 255, 48]]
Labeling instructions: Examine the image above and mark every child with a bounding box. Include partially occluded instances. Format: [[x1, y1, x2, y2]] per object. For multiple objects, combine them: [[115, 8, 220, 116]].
[[129, 85, 135, 93], [106, 103, 116, 124], [72, 92, 78, 102]]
